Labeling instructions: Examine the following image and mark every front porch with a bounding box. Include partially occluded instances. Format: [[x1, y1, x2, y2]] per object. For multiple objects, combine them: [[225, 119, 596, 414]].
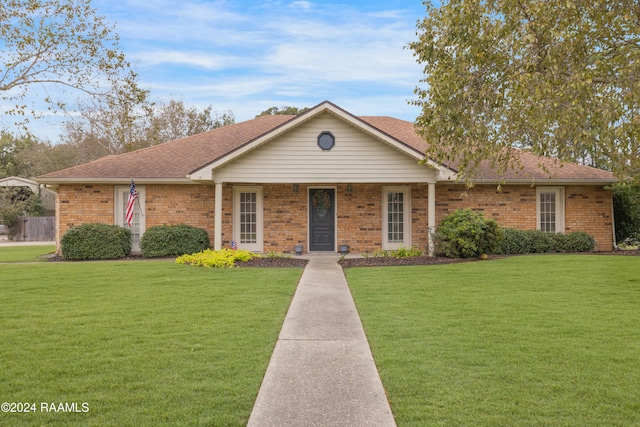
[[212, 182, 437, 255]]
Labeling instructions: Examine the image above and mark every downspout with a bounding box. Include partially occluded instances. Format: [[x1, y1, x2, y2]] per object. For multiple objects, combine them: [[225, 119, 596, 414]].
[[428, 182, 436, 256], [611, 190, 617, 250]]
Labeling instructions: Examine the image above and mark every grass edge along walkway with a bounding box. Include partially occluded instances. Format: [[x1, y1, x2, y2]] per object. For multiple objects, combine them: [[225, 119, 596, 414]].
[[0, 261, 302, 426], [346, 255, 640, 427]]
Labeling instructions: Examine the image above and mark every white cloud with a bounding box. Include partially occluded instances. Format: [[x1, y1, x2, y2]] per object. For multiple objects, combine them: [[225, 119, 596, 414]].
[[289, 1, 313, 10], [10, 0, 427, 141]]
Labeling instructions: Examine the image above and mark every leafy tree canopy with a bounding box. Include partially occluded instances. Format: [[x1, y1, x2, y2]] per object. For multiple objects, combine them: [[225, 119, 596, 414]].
[[256, 106, 309, 117], [0, 131, 36, 178], [0, 0, 147, 129], [61, 98, 234, 163], [410, 0, 639, 182]]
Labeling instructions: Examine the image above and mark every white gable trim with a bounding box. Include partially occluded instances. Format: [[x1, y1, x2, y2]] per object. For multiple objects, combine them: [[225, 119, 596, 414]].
[[188, 101, 452, 182]]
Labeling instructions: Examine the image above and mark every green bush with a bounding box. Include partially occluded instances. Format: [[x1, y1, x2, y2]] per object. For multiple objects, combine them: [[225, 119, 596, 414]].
[[434, 209, 503, 258], [565, 232, 596, 252], [498, 229, 595, 254], [140, 224, 210, 258], [611, 182, 640, 246], [176, 248, 254, 268], [61, 223, 131, 260], [368, 246, 424, 259]]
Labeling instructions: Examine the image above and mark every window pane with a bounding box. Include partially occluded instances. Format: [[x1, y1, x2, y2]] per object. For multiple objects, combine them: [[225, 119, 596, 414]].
[[239, 192, 257, 243], [387, 192, 404, 243], [539, 191, 557, 233]]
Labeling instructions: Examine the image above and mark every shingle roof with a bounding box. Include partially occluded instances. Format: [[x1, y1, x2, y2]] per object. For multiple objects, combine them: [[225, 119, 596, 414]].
[[37, 104, 615, 184], [38, 114, 294, 181]]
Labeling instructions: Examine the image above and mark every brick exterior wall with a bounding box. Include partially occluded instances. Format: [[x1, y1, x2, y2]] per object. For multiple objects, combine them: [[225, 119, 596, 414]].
[[56, 185, 114, 247], [54, 182, 614, 254], [145, 184, 216, 243], [55, 184, 217, 252], [565, 185, 614, 251], [436, 184, 613, 251]]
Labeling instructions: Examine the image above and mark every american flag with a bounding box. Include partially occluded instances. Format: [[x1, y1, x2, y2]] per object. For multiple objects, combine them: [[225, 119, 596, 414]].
[[125, 179, 138, 227]]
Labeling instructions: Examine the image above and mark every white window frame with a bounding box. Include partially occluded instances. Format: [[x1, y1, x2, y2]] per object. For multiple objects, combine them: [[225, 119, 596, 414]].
[[382, 186, 411, 250], [536, 187, 565, 233], [233, 186, 263, 252], [114, 185, 146, 253]]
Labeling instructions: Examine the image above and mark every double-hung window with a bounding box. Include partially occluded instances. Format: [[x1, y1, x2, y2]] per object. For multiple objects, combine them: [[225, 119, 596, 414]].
[[536, 187, 564, 233], [383, 186, 411, 250]]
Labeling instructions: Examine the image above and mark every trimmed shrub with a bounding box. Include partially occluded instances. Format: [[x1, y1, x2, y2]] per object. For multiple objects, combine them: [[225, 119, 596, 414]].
[[565, 232, 596, 252], [498, 229, 595, 254], [611, 182, 640, 246], [176, 248, 254, 268], [61, 223, 131, 260], [140, 224, 210, 258], [434, 209, 503, 258]]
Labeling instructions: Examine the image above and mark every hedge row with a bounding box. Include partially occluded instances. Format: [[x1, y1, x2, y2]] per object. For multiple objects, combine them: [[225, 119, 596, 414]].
[[60, 223, 210, 260], [498, 228, 595, 254], [434, 209, 596, 258]]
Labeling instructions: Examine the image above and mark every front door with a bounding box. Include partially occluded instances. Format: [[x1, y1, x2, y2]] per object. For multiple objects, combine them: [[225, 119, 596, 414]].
[[309, 188, 335, 251]]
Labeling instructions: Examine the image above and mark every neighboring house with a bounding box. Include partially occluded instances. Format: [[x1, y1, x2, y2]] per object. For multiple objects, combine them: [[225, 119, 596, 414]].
[[0, 176, 56, 215], [37, 101, 617, 254]]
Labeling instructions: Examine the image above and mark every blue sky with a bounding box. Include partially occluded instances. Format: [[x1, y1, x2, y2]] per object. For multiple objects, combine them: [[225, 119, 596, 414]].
[[6, 0, 428, 142]]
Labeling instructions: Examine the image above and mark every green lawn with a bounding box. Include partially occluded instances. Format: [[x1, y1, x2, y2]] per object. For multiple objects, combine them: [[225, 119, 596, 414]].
[[0, 244, 56, 263], [0, 261, 301, 426], [346, 255, 640, 427]]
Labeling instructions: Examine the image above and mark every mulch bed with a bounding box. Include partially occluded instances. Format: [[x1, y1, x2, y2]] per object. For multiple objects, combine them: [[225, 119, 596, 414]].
[[239, 250, 640, 268], [45, 250, 639, 267], [239, 257, 309, 268]]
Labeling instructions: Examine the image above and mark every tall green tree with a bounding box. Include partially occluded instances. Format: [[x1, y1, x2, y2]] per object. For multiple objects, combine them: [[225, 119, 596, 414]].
[[410, 0, 640, 182], [0, 0, 146, 128]]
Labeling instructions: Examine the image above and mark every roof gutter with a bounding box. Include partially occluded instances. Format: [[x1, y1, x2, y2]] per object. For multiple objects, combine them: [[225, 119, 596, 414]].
[[36, 177, 198, 186], [445, 178, 618, 186]]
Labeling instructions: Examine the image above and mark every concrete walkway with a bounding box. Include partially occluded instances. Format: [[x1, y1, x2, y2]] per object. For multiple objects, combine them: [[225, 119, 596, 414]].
[[247, 255, 396, 427]]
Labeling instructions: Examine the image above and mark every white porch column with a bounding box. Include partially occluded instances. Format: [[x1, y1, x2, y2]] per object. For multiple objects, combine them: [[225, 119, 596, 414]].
[[428, 182, 436, 256], [214, 182, 223, 250]]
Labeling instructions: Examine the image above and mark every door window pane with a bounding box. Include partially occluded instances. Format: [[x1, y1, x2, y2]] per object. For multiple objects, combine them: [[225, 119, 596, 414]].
[[240, 192, 257, 243], [387, 192, 404, 242]]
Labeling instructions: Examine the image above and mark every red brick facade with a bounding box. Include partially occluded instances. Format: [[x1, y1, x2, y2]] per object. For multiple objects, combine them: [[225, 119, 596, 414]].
[[54, 182, 614, 254]]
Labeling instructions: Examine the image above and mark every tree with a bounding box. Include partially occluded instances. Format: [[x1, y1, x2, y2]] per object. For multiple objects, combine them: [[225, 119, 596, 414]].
[[0, 131, 36, 178], [61, 78, 153, 158], [409, 0, 640, 182], [0, 0, 146, 128], [142, 99, 235, 148], [256, 106, 309, 117], [14, 139, 82, 177], [61, 98, 235, 160], [611, 182, 640, 246], [0, 186, 43, 239]]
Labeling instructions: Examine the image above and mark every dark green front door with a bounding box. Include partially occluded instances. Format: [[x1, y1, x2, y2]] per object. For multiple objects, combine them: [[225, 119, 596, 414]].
[[309, 189, 335, 251]]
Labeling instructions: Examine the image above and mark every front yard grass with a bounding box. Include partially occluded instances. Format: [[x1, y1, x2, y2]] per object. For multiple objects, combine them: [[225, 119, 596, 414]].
[[346, 255, 640, 427], [0, 261, 301, 426], [0, 244, 55, 263]]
